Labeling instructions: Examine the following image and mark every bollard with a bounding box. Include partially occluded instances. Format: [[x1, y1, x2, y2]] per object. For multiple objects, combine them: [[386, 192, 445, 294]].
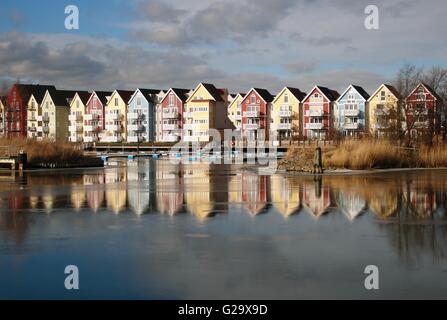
[[313, 147, 323, 174], [18, 150, 27, 171]]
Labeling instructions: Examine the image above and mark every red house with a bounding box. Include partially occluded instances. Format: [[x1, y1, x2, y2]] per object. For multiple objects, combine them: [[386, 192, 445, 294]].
[[84, 91, 112, 142], [405, 83, 443, 137], [159, 88, 191, 142], [240, 88, 274, 140], [5, 84, 56, 138], [302, 86, 340, 140]]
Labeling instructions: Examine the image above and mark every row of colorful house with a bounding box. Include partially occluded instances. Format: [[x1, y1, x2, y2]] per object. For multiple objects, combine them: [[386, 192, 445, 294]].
[[0, 82, 444, 142]]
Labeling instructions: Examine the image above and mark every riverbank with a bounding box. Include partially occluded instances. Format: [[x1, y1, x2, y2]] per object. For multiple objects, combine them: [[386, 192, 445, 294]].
[[0, 138, 103, 169], [278, 140, 447, 172]]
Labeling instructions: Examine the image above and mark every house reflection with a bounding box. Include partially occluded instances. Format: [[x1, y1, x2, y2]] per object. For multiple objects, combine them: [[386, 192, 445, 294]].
[[155, 160, 185, 216], [241, 171, 269, 216], [270, 174, 301, 218], [301, 176, 331, 219]]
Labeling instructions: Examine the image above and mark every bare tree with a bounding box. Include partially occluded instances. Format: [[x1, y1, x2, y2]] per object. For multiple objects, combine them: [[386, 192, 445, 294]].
[[393, 63, 423, 98]]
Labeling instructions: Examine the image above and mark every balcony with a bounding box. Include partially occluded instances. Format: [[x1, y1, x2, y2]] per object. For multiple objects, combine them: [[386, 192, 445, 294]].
[[84, 114, 99, 121], [37, 126, 43, 132], [127, 136, 144, 143], [244, 123, 260, 130], [106, 113, 121, 120], [278, 110, 292, 117], [184, 123, 195, 130], [36, 115, 43, 122], [183, 135, 198, 142], [244, 111, 260, 118], [42, 115, 50, 122], [163, 124, 178, 131], [277, 123, 292, 130], [374, 123, 389, 130], [234, 114, 242, 120], [128, 124, 144, 131], [70, 136, 83, 143], [344, 109, 359, 117], [163, 111, 178, 119], [183, 112, 193, 118], [84, 125, 100, 132], [84, 136, 98, 143], [306, 110, 324, 117], [306, 123, 324, 130], [128, 112, 144, 120], [28, 127, 37, 132], [43, 126, 50, 133], [105, 136, 123, 143], [107, 124, 122, 131], [344, 123, 359, 130], [69, 125, 83, 132], [69, 114, 82, 121], [163, 135, 180, 142]]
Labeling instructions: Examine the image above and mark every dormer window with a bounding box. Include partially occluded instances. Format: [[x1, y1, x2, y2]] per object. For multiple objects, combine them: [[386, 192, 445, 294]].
[[250, 95, 256, 104], [114, 98, 119, 106], [284, 94, 289, 103], [380, 91, 386, 100], [169, 94, 174, 106]]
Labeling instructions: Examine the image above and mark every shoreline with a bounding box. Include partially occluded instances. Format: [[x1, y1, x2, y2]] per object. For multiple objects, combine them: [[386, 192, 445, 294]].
[[277, 166, 447, 176]]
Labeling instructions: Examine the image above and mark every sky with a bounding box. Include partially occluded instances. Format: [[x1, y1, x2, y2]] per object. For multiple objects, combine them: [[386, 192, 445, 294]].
[[0, 0, 446, 94]]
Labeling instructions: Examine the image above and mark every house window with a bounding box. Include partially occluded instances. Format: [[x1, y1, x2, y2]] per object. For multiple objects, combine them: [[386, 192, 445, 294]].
[[284, 94, 288, 103], [380, 91, 386, 100], [314, 93, 319, 98], [137, 98, 141, 106], [250, 95, 256, 104], [76, 100, 80, 108], [115, 98, 118, 106], [169, 94, 174, 106]]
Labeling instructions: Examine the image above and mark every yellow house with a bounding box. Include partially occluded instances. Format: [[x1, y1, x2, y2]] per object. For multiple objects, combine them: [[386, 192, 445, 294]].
[[103, 90, 133, 142], [39, 89, 77, 140], [227, 93, 245, 131], [270, 175, 301, 218], [183, 83, 234, 142], [68, 91, 91, 142], [26, 86, 56, 140], [367, 84, 403, 137], [271, 87, 306, 141]]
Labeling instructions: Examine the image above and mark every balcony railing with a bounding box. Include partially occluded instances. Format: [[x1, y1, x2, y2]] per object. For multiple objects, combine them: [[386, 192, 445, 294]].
[[243, 123, 260, 130], [42, 115, 50, 122], [28, 127, 37, 132], [84, 136, 98, 143], [69, 125, 83, 132], [184, 123, 195, 130], [84, 114, 99, 121], [306, 123, 324, 130], [344, 109, 359, 117], [84, 125, 100, 132], [105, 136, 123, 143], [128, 124, 144, 131], [163, 124, 178, 131], [127, 136, 144, 143], [306, 110, 324, 117], [344, 123, 359, 130], [69, 114, 82, 121], [107, 124, 122, 131], [244, 111, 260, 118], [183, 112, 194, 118], [163, 111, 178, 119], [128, 112, 144, 120], [106, 113, 121, 120], [234, 114, 242, 120], [278, 110, 292, 117], [163, 135, 180, 142], [277, 123, 292, 130]]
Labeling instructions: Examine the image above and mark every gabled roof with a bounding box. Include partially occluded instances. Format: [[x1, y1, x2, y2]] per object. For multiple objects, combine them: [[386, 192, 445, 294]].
[[303, 85, 340, 102], [115, 90, 134, 104], [162, 88, 191, 104], [92, 91, 113, 105], [76, 91, 92, 105], [367, 84, 402, 102], [130, 88, 161, 104], [199, 83, 224, 102], [51, 90, 79, 107], [273, 86, 306, 103], [228, 93, 246, 108], [0, 96, 6, 106], [336, 85, 370, 102], [244, 88, 274, 103], [407, 82, 443, 101], [12, 84, 57, 104]]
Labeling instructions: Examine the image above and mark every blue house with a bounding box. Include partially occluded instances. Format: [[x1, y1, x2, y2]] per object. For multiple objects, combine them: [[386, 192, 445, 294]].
[[127, 88, 160, 142], [335, 85, 370, 137]]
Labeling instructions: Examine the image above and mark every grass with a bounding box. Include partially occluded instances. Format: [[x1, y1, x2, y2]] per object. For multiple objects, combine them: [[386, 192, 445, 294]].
[[281, 139, 447, 171], [0, 138, 103, 169]]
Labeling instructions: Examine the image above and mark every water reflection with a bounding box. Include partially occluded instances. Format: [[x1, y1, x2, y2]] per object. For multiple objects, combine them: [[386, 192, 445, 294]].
[[1, 160, 447, 262]]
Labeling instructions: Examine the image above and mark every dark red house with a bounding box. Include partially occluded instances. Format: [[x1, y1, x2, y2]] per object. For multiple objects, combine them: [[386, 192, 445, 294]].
[[5, 84, 56, 138], [405, 83, 443, 137], [160, 88, 190, 142], [240, 88, 274, 140]]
